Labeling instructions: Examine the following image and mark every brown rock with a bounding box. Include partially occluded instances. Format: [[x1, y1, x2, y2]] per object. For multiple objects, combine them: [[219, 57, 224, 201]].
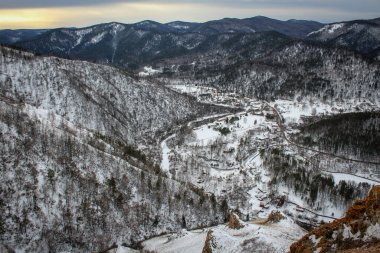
[[228, 212, 245, 229], [339, 242, 380, 252], [290, 185, 380, 253], [202, 230, 215, 253], [266, 210, 285, 223]]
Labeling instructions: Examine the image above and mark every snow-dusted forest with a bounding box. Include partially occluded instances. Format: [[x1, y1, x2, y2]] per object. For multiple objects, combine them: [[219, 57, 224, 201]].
[[0, 15, 380, 253]]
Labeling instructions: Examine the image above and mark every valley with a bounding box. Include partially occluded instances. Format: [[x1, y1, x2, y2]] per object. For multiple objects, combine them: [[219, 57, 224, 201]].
[[1, 13, 380, 253], [127, 84, 380, 252]]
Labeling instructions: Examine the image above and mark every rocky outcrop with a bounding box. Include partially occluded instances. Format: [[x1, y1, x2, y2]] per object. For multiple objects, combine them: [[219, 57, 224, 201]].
[[290, 185, 380, 253], [228, 212, 245, 229], [202, 230, 215, 253], [339, 243, 380, 253], [266, 210, 285, 224], [202, 212, 244, 253]]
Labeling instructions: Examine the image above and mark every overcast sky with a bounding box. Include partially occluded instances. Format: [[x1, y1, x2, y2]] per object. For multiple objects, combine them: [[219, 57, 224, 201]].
[[0, 0, 379, 29]]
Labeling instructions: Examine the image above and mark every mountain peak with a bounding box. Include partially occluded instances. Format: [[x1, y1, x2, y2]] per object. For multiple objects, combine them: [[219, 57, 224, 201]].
[[135, 20, 160, 27], [165, 21, 199, 30]]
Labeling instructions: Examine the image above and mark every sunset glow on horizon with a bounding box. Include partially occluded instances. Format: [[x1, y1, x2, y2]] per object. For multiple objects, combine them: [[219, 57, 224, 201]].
[[0, 0, 379, 29]]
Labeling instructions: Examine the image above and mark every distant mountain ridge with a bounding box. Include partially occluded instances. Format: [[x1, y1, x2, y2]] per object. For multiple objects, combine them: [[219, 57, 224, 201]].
[[1, 16, 379, 69], [178, 16, 323, 37], [0, 16, 323, 69], [154, 40, 380, 104], [0, 29, 47, 44], [0, 16, 323, 39], [307, 18, 380, 59], [0, 15, 380, 253]]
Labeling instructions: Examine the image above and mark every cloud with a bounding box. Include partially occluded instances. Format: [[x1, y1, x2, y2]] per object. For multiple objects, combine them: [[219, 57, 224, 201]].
[[1, 0, 379, 13], [0, 1, 379, 29], [0, 0, 124, 9]]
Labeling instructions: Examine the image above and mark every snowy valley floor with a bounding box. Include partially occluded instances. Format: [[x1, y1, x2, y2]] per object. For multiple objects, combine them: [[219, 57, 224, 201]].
[[142, 216, 305, 253], [121, 85, 380, 253]]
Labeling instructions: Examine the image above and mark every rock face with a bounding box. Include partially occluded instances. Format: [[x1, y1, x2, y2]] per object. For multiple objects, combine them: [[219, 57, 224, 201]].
[[266, 210, 285, 224], [200, 212, 305, 253], [201, 212, 244, 253], [202, 230, 215, 253], [290, 186, 380, 253], [340, 243, 380, 253], [228, 212, 245, 229]]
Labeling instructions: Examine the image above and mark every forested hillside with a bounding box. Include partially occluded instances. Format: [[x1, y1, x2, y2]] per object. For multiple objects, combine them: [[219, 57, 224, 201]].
[[157, 42, 380, 103], [0, 46, 229, 252], [0, 14, 379, 253], [295, 112, 380, 161]]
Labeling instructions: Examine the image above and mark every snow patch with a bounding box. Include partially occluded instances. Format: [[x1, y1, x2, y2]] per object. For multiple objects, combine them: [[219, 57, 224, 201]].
[[308, 23, 344, 36], [143, 217, 305, 253], [342, 224, 360, 240], [138, 66, 162, 77], [115, 245, 139, 253], [160, 135, 175, 172], [73, 28, 93, 47], [309, 234, 321, 245], [142, 228, 208, 253], [89, 31, 107, 44], [363, 223, 380, 241], [323, 171, 378, 185], [327, 23, 344, 33], [171, 24, 190, 30]]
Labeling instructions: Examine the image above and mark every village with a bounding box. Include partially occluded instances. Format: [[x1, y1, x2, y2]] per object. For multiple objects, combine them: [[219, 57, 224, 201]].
[[161, 84, 356, 229]]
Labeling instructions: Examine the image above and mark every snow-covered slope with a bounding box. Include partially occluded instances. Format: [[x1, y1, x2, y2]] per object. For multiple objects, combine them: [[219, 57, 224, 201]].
[[0, 46, 227, 149], [0, 16, 322, 69], [203, 217, 305, 253], [0, 29, 47, 44], [142, 212, 305, 253], [157, 41, 380, 105], [0, 46, 230, 252], [154, 85, 379, 243], [1, 16, 379, 253], [307, 19, 380, 59]]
